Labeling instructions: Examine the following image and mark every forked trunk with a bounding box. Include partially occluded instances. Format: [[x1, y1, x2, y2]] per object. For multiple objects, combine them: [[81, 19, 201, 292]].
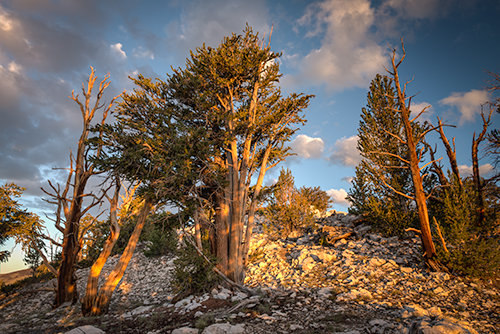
[[84, 199, 152, 315]]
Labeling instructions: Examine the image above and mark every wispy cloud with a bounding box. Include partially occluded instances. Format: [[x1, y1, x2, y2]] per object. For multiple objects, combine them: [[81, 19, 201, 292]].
[[440, 89, 490, 124], [111, 42, 127, 59], [132, 46, 154, 60]]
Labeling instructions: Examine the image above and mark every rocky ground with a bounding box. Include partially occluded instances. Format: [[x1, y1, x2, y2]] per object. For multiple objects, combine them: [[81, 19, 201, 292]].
[[0, 213, 498, 333]]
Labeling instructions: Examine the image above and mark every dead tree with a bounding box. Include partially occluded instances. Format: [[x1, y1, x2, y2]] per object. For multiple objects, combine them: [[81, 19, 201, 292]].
[[42, 67, 120, 306], [472, 107, 494, 227], [436, 117, 461, 187], [385, 42, 443, 270]]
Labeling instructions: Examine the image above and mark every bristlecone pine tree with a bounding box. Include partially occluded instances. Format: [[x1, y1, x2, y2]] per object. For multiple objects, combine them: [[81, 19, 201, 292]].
[[102, 26, 312, 284]]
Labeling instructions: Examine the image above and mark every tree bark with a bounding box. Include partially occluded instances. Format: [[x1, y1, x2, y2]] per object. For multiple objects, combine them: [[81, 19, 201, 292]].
[[471, 109, 493, 227], [436, 118, 461, 187], [81, 184, 121, 316], [390, 46, 437, 264], [242, 144, 272, 265]]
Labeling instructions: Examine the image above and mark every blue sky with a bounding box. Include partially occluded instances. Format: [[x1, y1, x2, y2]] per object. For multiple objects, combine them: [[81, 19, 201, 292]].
[[1, 0, 499, 273]]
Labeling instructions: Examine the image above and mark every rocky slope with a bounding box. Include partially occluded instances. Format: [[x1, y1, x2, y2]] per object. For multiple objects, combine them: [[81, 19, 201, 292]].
[[0, 213, 498, 333]]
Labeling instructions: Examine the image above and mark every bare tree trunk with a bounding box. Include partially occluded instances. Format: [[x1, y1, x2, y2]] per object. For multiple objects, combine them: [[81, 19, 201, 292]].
[[194, 209, 203, 251], [81, 183, 121, 316], [50, 68, 119, 307], [471, 109, 493, 227], [227, 139, 243, 283], [87, 199, 153, 315], [437, 117, 461, 187], [55, 212, 83, 306], [390, 45, 438, 266], [425, 142, 448, 187], [242, 144, 271, 265]]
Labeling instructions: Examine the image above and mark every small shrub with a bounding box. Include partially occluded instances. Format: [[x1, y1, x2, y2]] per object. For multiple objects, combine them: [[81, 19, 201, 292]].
[[263, 168, 331, 239], [195, 313, 215, 330], [172, 242, 220, 295], [363, 196, 418, 237]]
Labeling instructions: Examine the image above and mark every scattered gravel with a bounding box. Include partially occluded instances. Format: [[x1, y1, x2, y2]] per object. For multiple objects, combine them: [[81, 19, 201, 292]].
[[0, 213, 498, 333]]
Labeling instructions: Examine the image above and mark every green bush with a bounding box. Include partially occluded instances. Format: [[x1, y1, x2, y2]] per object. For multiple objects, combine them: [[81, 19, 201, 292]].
[[363, 196, 418, 237], [143, 228, 177, 257], [434, 179, 500, 278], [172, 242, 220, 295], [440, 237, 500, 277], [263, 168, 331, 238]]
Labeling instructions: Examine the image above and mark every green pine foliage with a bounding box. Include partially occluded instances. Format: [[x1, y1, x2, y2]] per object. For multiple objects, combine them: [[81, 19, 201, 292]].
[[432, 178, 500, 277], [142, 212, 179, 257], [347, 74, 422, 236], [172, 242, 220, 295]]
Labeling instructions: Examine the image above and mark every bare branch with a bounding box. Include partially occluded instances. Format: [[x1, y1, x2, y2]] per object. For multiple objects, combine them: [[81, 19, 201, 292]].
[[380, 175, 415, 200], [410, 104, 431, 123], [420, 157, 443, 171], [382, 128, 406, 144], [367, 151, 410, 164]]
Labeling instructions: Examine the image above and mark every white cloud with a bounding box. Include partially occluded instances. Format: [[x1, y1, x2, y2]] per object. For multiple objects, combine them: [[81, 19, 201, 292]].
[[458, 163, 494, 177], [410, 101, 432, 122], [0, 6, 13, 31], [290, 134, 325, 159], [132, 46, 154, 60], [7, 61, 22, 74], [329, 135, 361, 166], [294, 0, 387, 91], [439, 89, 490, 124], [326, 188, 350, 206], [110, 42, 127, 59], [290, 0, 458, 91]]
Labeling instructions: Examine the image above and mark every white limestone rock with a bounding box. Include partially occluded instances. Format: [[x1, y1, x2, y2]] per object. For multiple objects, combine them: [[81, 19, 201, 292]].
[[64, 325, 105, 334]]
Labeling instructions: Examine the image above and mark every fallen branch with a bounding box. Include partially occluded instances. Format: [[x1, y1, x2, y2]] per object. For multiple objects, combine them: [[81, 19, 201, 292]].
[[327, 232, 354, 244], [225, 298, 258, 314], [405, 228, 422, 235]]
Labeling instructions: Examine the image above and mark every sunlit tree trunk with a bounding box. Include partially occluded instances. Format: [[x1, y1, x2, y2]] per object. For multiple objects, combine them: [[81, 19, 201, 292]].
[[84, 199, 152, 315], [81, 183, 121, 315]]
